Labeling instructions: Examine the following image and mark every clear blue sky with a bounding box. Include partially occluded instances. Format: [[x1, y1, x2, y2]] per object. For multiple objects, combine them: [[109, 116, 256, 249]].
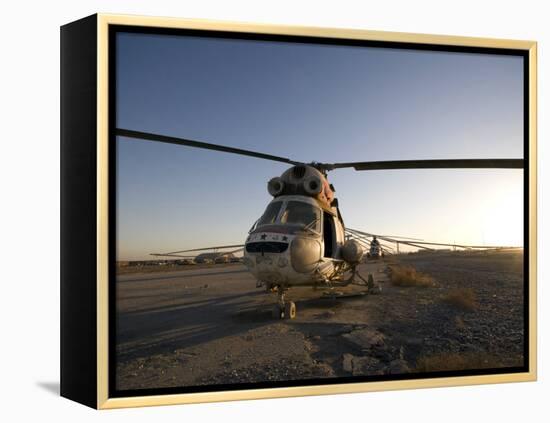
[[116, 32, 524, 260]]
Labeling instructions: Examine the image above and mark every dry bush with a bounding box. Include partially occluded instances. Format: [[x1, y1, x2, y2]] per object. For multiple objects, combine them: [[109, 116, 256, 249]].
[[454, 316, 466, 330], [443, 288, 478, 311], [415, 352, 508, 373], [388, 265, 435, 287]]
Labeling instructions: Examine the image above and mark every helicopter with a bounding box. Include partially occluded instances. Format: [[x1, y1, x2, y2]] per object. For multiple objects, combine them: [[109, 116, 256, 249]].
[[366, 236, 383, 259], [117, 128, 523, 319]]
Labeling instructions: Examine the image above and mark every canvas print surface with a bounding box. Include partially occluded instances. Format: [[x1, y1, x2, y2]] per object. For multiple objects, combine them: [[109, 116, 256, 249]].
[[113, 30, 526, 394]]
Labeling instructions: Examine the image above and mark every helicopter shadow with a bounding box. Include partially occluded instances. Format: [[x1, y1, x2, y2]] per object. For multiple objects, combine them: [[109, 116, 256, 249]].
[[116, 290, 272, 363]]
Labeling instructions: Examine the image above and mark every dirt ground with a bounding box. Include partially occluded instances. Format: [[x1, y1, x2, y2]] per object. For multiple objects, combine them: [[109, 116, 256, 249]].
[[115, 250, 525, 391]]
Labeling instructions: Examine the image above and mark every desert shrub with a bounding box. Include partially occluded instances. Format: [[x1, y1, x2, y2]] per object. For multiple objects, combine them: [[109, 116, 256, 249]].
[[388, 265, 435, 287], [442, 288, 478, 311], [454, 316, 466, 330]]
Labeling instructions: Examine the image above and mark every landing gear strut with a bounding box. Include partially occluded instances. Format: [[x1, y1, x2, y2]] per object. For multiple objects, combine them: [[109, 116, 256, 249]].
[[272, 287, 296, 319], [354, 270, 382, 294]]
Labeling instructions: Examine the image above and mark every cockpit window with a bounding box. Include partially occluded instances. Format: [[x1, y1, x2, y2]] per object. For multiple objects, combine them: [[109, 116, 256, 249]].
[[280, 201, 321, 232], [257, 201, 282, 226]]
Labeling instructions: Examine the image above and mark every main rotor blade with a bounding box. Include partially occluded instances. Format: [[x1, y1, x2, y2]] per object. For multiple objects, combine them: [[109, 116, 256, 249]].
[[346, 228, 419, 244], [151, 244, 245, 256], [150, 249, 243, 258], [345, 228, 423, 242], [149, 254, 196, 258], [329, 158, 524, 171], [346, 228, 520, 249], [390, 240, 521, 249], [116, 128, 301, 166]]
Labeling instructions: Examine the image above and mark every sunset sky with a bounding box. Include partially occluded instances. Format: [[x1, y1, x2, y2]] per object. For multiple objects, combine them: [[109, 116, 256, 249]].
[[115, 31, 524, 260]]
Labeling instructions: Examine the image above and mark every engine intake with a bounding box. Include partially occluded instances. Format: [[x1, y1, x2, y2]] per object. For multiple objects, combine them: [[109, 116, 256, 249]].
[[303, 176, 322, 195], [267, 177, 285, 196]]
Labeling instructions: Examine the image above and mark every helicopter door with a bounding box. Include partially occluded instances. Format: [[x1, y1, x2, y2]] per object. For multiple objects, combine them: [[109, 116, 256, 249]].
[[323, 211, 335, 258]]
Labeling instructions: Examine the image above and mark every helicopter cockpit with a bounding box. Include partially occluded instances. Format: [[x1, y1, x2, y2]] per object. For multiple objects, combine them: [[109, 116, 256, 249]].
[[244, 196, 326, 285], [252, 197, 321, 234]]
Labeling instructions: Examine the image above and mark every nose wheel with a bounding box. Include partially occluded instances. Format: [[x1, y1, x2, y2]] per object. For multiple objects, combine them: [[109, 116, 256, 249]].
[[272, 302, 296, 319], [272, 289, 296, 319]]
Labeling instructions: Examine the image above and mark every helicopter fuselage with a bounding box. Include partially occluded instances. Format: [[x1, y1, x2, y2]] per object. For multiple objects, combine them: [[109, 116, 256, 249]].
[[242, 195, 348, 288]]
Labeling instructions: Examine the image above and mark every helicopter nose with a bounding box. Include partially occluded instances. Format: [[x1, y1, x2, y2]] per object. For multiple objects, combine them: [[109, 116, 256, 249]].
[[251, 254, 288, 268], [277, 256, 289, 267], [245, 255, 288, 285], [243, 236, 293, 283]]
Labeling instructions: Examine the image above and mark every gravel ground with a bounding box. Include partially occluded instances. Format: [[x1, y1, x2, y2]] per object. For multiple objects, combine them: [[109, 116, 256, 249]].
[[115, 250, 525, 391]]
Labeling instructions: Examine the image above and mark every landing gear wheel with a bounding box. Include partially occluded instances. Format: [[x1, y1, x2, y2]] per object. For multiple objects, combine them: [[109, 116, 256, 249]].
[[272, 305, 284, 319], [284, 301, 296, 319]]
